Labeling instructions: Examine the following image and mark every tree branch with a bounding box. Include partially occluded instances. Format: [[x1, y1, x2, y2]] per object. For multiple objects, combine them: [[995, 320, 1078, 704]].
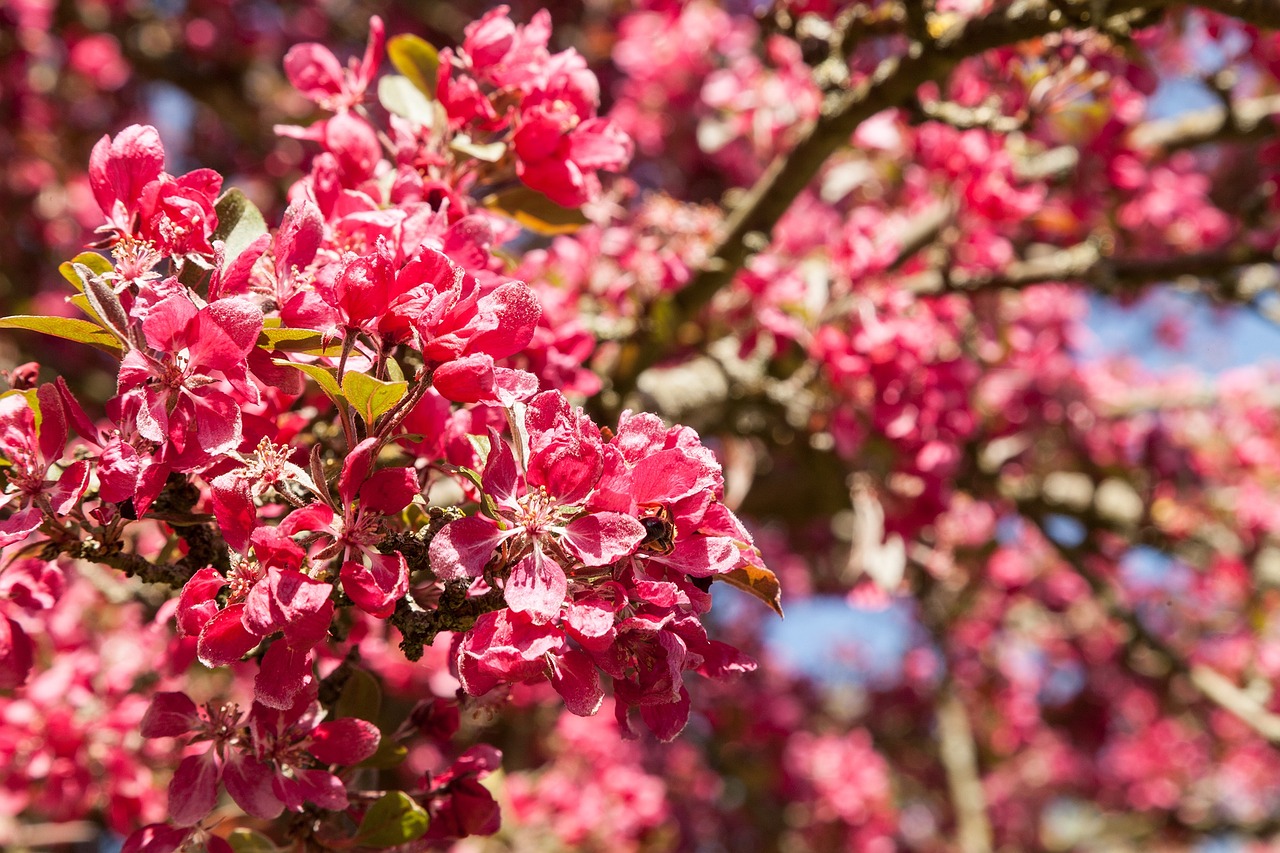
[[47, 473, 231, 588], [903, 241, 1279, 296], [1129, 93, 1280, 151], [936, 683, 995, 853], [607, 0, 1163, 402], [1024, 510, 1280, 747], [912, 97, 1027, 133]]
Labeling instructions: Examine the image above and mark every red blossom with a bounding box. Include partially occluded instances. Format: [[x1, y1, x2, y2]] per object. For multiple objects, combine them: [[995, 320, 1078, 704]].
[[139, 688, 380, 828], [89, 125, 222, 255], [514, 105, 633, 207], [0, 388, 89, 548], [284, 16, 384, 112], [116, 294, 263, 461]]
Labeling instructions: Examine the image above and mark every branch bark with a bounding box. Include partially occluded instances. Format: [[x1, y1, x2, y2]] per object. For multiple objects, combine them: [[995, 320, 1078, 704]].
[[1129, 93, 1280, 151], [936, 683, 995, 853], [1191, 0, 1280, 29], [604, 0, 1280, 407]]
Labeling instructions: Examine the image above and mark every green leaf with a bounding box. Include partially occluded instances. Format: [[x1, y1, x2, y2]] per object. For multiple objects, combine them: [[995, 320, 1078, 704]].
[[0, 316, 123, 354], [57, 253, 130, 333], [226, 829, 282, 853], [213, 188, 269, 268], [335, 667, 382, 723], [67, 294, 106, 329], [258, 327, 344, 356], [484, 186, 589, 235], [358, 738, 409, 770], [342, 371, 407, 427], [648, 296, 678, 346], [273, 360, 343, 404], [378, 75, 435, 127], [58, 252, 113, 292], [450, 136, 506, 163], [385, 355, 405, 384], [356, 791, 429, 847], [387, 34, 439, 98]]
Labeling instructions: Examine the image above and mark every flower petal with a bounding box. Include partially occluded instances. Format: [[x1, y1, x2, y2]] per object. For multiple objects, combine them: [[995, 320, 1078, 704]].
[[168, 749, 220, 827], [504, 549, 566, 623], [140, 692, 200, 739], [223, 751, 285, 820], [562, 512, 644, 567], [550, 649, 603, 716], [197, 603, 260, 667], [340, 553, 408, 619], [429, 516, 512, 580], [309, 718, 381, 765]]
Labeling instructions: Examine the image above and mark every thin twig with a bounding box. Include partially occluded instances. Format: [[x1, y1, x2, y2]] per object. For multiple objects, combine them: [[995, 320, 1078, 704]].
[[1026, 512, 1280, 746], [902, 242, 1278, 295]]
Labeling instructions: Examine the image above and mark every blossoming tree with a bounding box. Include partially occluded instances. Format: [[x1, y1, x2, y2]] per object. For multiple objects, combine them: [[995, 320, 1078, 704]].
[[5, 0, 1280, 850]]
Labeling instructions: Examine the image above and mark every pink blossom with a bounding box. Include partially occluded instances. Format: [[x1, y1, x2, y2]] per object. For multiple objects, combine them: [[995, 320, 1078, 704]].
[[179, 528, 333, 710], [284, 16, 384, 112], [276, 438, 416, 619], [139, 688, 379, 826], [430, 396, 646, 623], [0, 388, 89, 548], [514, 104, 633, 207], [385, 246, 542, 370], [116, 295, 263, 460], [89, 125, 222, 256]]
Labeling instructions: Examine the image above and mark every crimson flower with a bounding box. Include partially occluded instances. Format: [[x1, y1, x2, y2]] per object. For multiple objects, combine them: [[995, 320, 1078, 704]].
[[0, 387, 89, 548], [457, 608, 606, 716], [422, 745, 503, 841], [435, 397, 759, 737], [0, 559, 63, 688], [277, 438, 417, 618], [430, 392, 646, 623], [513, 97, 632, 207], [116, 294, 263, 460], [89, 124, 222, 256], [178, 528, 333, 710], [458, 6, 552, 89], [139, 688, 379, 827], [386, 246, 542, 363], [284, 16, 384, 112]]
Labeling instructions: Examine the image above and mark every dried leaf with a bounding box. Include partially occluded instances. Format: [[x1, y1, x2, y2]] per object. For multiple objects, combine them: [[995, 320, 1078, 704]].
[[719, 563, 783, 617]]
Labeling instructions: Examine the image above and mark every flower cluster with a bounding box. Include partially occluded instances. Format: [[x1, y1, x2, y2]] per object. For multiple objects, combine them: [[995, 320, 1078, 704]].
[[432, 392, 760, 737], [440, 7, 633, 206], [0, 8, 768, 846], [13, 0, 1280, 850], [139, 689, 381, 826]]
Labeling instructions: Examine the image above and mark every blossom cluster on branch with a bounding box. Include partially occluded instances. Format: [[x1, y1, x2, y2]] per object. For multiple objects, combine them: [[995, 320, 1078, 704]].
[[0, 8, 767, 848], [8, 0, 1280, 850]]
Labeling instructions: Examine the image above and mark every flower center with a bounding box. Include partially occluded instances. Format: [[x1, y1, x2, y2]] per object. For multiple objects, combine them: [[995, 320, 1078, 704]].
[[512, 486, 568, 536]]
